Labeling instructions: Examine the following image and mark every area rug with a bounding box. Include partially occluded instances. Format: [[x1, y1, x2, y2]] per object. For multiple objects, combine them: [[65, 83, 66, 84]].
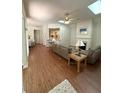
[[48, 79, 77, 93]]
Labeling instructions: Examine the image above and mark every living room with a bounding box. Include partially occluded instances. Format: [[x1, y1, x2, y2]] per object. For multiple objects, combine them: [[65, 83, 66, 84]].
[[26, 15, 100, 49], [23, 0, 101, 93], [1, 0, 124, 93]]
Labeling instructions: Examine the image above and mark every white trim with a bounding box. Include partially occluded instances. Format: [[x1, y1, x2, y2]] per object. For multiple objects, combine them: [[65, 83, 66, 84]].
[[23, 90, 26, 93], [76, 36, 92, 39], [22, 62, 28, 69]]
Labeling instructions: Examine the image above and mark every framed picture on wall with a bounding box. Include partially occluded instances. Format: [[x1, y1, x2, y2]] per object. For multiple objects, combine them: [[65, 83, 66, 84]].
[[80, 28, 87, 34]]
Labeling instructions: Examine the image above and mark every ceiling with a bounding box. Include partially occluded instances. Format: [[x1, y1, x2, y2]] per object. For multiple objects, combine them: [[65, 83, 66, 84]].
[[23, 0, 97, 23]]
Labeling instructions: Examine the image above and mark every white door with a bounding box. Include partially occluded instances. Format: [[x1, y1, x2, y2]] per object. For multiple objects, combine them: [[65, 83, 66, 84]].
[[34, 30, 40, 44]]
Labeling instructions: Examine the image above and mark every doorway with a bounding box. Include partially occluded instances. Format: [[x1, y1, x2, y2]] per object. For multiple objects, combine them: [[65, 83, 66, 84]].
[[34, 29, 40, 44], [49, 28, 60, 40]]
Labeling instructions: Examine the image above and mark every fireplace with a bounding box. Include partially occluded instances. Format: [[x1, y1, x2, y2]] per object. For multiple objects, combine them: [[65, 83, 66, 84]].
[[76, 38, 91, 50], [79, 41, 87, 50]]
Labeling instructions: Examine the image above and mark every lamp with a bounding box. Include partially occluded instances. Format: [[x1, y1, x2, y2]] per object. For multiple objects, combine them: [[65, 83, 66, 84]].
[[75, 40, 85, 56]]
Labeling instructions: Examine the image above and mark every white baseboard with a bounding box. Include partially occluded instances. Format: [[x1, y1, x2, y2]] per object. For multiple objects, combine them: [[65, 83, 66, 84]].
[[22, 63, 28, 69], [23, 90, 26, 93]]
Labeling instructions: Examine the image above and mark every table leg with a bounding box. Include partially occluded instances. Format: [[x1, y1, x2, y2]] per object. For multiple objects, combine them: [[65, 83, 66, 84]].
[[84, 59, 87, 66], [77, 61, 80, 72]]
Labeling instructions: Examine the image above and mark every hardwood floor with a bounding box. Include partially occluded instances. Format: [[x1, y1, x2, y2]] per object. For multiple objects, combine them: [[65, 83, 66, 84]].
[[23, 45, 101, 93]]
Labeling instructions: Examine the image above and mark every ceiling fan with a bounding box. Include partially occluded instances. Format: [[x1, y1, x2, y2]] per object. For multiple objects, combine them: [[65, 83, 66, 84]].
[[58, 13, 73, 24]]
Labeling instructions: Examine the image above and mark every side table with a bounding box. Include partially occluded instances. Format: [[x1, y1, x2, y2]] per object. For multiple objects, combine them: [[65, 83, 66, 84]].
[[68, 52, 87, 72]]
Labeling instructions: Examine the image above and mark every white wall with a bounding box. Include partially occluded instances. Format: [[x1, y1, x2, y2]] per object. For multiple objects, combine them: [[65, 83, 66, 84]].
[[26, 16, 100, 51], [76, 19, 92, 39], [27, 25, 43, 44], [28, 26, 34, 42], [42, 23, 49, 45], [70, 19, 93, 50], [22, 17, 28, 67], [22, 1, 29, 67], [26, 30, 29, 56], [69, 23, 77, 46], [91, 15, 101, 49], [26, 18, 44, 45], [26, 19, 71, 47]]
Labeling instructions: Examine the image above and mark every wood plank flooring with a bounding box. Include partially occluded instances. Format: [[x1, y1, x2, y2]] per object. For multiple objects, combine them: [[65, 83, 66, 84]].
[[23, 45, 101, 93]]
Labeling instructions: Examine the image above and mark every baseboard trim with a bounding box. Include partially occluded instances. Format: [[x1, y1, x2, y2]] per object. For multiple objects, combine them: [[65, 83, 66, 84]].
[[22, 63, 28, 69], [23, 90, 26, 93]]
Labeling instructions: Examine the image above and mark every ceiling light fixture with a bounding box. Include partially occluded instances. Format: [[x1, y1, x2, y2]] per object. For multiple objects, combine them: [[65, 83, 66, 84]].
[[58, 20, 64, 23], [58, 13, 72, 24], [64, 21, 70, 24], [58, 20, 70, 24]]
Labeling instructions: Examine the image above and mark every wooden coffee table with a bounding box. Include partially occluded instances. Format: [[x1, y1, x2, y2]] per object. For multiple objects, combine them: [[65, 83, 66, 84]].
[[68, 52, 87, 72]]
